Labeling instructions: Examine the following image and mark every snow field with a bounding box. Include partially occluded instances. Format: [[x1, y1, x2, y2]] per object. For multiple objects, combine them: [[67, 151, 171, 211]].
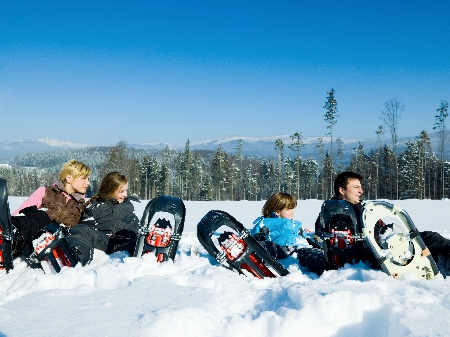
[[0, 198, 450, 336]]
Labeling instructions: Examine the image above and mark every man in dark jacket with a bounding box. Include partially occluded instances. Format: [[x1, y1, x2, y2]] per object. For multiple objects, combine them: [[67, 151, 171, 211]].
[[298, 171, 450, 276]]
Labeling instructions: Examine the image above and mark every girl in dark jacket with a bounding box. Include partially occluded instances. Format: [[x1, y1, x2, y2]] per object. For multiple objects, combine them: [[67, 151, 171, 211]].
[[81, 172, 140, 256]]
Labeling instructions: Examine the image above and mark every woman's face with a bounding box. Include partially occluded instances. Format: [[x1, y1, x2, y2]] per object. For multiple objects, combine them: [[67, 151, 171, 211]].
[[113, 182, 129, 203]]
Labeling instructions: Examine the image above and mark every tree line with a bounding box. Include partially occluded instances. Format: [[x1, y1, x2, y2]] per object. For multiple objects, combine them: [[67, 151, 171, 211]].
[[1, 91, 448, 201]]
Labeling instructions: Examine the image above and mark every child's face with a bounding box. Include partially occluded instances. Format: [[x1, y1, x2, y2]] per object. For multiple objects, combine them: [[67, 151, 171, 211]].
[[275, 208, 295, 219], [113, 182, 129, 203], [68, 175, 90, 194]]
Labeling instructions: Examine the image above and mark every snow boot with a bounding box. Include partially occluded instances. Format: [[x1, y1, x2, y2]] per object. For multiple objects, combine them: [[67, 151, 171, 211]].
[[0, 178, 14, 272], [134, 195, 186, 262], [436, 253, 450, 278], [297, 247, 325, 275]]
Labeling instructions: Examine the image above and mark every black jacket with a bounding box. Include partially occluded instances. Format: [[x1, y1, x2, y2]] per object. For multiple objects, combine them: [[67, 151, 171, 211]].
[[82, 196, 139, 236]]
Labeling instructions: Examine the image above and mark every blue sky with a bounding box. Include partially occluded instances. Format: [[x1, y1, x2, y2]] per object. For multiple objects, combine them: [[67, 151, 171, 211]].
[[1, 1, 449, 146]]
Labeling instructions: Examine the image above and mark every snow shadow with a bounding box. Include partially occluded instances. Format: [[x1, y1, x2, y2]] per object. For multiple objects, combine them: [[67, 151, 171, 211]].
[[332, 304, 410, 337]]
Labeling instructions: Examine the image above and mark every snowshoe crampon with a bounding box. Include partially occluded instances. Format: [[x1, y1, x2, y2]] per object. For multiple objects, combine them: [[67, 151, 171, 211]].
[[362, 201, 440, 280], [28, 223, 77, 274], [320, 200, 365, 270], [134, 196, 185, 262], [197, 210, 289, 278], [0, 178, 13, 272]]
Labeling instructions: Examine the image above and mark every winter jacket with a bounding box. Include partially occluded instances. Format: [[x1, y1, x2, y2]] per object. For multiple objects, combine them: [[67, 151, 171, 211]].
[[81, 196, 140, 255], [13, 181, 85, 228], [250, 215, 306, 247], [250, 213, 308, 259], [82, 196, 139, 234]]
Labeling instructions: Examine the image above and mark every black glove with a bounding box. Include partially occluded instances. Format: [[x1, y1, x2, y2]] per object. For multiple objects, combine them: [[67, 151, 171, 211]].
[[12, 207, 52, 243]]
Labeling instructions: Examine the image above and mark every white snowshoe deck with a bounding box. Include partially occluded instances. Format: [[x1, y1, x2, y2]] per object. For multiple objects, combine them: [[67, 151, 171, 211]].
[[361, 201, 440, 280]]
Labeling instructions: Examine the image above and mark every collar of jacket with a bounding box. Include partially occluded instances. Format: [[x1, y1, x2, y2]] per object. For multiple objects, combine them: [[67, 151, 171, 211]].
[[54, 180, 85, 202]]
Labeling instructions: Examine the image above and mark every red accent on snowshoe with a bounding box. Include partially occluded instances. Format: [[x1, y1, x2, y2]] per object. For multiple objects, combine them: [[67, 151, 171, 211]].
[[219, 233, 276, 278], [330, 229, 354, 250], [52, 246, 71, 268], [219, 233, 246, 261], [34, 232, 56, 255], [0, 224, 4, 270], [145, 223, 172, 248], [156, 254, 164, 262], [245, 253, 276, 278], [0, 250, 4, 270]]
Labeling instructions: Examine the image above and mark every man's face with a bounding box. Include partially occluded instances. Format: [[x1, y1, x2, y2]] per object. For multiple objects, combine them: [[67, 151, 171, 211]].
[[339, 178, 363, 204]]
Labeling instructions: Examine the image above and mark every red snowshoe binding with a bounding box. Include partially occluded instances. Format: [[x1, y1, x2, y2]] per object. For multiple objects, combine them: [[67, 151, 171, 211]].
[[0, 178, 13, 272], [145, 219, 173, 262], [218, 231, 276, 278], [197, 210, 289, 278], [28, 223, 78, 273], [134, 196, 185, 262], [320, 200, 365, 270]]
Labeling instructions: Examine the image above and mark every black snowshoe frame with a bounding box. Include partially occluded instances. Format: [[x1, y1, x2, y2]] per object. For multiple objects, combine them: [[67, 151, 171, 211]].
[[134, 195, 185, 262], [320, 200, 365, 270], [197, 210, 289, 278], [0, 178, 14, 272]]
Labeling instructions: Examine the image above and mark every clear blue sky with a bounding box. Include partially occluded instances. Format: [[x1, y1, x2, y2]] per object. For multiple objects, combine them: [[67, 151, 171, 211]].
[[1, 1, 449, 146]]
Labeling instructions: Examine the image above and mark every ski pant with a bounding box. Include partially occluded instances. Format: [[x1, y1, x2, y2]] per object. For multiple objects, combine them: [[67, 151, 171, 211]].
[[105, 229, 137, 256], [297, 247, 325, 275], [259, 241, 290, 260], [420, 231, 450, 259], [64, 225, 137, 266], [64, 224, 108, 266]]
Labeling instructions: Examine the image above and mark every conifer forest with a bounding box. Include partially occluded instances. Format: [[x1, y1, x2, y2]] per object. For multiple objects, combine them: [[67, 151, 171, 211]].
[[1, 93, 449, 201]]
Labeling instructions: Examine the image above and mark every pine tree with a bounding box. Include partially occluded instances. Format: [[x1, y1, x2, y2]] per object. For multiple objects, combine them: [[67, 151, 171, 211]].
[[375, 125, 385, 199], [433, 100, 449, 198], [288, 131, 305, 199], [382, 97, 404, 199], [211, 145, 229, 200], [274, 139, 284, 191], [323, 88, 339, 196]]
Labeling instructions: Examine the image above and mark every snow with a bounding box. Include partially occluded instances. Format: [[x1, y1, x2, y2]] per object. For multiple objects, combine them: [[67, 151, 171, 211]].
[[1, 198, 450, 337]]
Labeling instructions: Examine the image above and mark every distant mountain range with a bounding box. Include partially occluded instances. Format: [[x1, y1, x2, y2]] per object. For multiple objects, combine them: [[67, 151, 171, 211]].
[[0, 132, 446, 162]]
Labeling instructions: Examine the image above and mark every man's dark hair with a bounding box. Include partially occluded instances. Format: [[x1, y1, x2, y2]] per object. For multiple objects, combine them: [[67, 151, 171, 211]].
[[334, 171, 364, 196]]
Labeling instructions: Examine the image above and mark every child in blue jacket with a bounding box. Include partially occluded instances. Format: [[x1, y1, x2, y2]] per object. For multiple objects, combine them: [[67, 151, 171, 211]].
[[250, 192, 310, 259]]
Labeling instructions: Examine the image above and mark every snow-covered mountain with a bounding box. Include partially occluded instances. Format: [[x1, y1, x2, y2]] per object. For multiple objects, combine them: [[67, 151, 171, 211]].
[[0, 132, 443, 160], [132, 134, 404, 158], [0, 138, 90, 158]]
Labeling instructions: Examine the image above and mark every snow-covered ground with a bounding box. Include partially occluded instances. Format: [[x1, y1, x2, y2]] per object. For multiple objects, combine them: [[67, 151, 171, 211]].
[[1, 198, 450, 337]]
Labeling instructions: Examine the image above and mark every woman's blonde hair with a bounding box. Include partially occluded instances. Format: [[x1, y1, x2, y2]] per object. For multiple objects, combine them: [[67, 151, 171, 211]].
[[262, 192, 297, 218], [59, 159, 92, 182], [88, 172, 128, 204]]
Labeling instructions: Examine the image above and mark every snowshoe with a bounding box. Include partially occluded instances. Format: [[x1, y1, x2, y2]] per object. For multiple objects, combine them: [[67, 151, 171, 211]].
[[134, 195, 185, 262], [361, 200, 440, 280], [0, 178, 13, 272], [320, 200, 365, 270], [197, 210, 289, 278], [27, 223, 78, 273]]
